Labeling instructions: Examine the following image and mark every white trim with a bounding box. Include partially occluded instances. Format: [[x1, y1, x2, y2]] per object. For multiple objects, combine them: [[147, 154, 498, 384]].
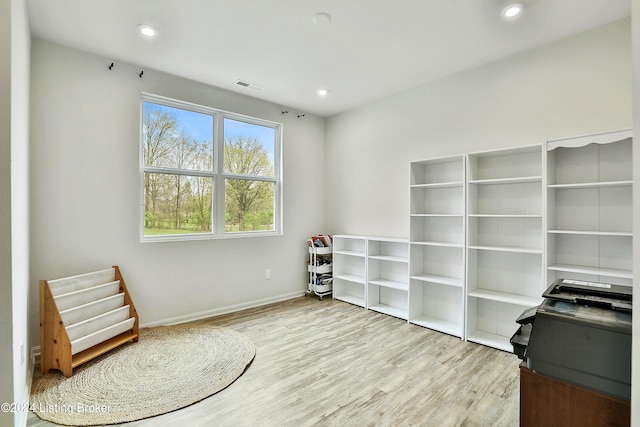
[[139, 93, 283, 242], [467, 142, 542, 157], [141, 229, 282, 243], [547, 128, 632, 150], [142, 166, 215, 178], [223, 173, 278, 182], [16, 352, 33, 427], [141, 291, 304, 327], [31, 291, 305, 357]]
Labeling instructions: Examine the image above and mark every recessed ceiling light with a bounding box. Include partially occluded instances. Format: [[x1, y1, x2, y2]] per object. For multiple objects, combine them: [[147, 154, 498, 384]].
[[137, 24, 158, 38], [501, 3, 525, 19], [317, 89, 329, 97]]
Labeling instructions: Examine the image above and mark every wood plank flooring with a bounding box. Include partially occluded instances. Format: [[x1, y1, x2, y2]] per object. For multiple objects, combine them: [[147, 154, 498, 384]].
[[28, 296, 520, 427]]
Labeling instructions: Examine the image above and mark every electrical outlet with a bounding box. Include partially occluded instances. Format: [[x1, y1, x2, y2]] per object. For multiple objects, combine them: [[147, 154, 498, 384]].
[[265, 268, 272, 280]]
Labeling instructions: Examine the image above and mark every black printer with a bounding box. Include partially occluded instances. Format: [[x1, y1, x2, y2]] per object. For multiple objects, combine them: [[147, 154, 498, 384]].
[[511, 278, 632, 400]]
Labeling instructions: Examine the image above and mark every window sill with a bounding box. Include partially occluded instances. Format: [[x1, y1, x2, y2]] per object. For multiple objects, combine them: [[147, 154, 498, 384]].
[[140, 230, 282, 243]]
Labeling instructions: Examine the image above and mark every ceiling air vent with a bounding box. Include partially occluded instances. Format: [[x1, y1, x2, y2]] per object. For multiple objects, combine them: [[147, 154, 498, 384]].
[[235, 79, 264, 91]]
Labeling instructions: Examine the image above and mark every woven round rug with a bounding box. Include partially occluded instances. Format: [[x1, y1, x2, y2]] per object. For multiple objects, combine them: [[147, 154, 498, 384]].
[[30, 324, 255, 425]]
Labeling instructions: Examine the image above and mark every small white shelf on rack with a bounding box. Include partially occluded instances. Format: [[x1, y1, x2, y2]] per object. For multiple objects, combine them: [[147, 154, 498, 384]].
[[333, 250, 366, 257], [465, 328, 519, 353], [546, 264, 632, 279], [466, 289, 543, 307], [367, 303, 407, 320], [411, 182, 464, 189], [467, 246, 543, 254], [548, 180, 632, 189], [410, 315, 462, 338], [410, 273, 463, 288], [369, 254, 408, 263], [332, 273, 366, 284], [547, 230, 632, 237], [368, 279, 408, 290], [411, 214, 464, 217], [411, 241, 464, 248], [467, 176, 543, 185]]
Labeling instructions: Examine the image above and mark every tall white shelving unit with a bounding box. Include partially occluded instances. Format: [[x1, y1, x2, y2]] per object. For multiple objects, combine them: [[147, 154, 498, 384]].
[[465, 145, 545, 352], [546, 129, 633, 288], [332, 235, 367, 308], [408, 155, 466, 338], [367, 237, 409, 320], [330, 130, 632, 354]]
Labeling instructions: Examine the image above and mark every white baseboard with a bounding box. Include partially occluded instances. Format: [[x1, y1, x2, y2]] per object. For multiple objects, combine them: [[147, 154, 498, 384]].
[[17, 351, 35, 427], [31, 291, 305, 358], [141, 291, 305, 327]]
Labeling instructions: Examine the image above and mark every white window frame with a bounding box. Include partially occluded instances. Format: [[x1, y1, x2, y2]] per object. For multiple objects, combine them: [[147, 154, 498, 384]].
[[140, 93, 283, 242]]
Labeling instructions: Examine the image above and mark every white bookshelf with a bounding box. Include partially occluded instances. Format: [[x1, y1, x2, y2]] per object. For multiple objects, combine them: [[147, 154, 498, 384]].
[[367, 237, 409, 320], [409, 155, 466, 338], [332, 235, 367, 307], [333, 131, 632, 354], [546, 129, 633, 287], [466, 145, 545, 351]]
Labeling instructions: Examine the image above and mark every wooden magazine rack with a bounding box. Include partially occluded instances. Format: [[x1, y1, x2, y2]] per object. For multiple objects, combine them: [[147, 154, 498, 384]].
[[40, 266, 139, 377]]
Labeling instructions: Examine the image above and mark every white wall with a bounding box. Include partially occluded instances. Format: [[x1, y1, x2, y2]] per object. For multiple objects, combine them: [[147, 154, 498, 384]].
[[632, 2, 639, 425], [326, 15, 635, 421], [29, 39, 327, 345], [23, 13, 638, 425], [326, 18, 632, 239], [11, 0, 33, 426], [11, 0, 31, 424], [1, 0, 31, 426], [0, 1, 15, 424]]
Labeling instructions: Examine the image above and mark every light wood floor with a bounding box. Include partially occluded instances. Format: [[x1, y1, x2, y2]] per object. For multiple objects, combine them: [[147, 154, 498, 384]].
[[28, 296, 520, 427]]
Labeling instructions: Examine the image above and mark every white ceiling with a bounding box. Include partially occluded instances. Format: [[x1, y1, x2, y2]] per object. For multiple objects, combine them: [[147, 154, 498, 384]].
[[27, 0, 630, 117]]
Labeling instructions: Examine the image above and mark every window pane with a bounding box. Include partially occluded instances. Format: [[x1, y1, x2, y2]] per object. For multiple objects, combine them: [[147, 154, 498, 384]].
[[223, 118, 275, 177], [144, 172, 213, 236], [143, 102, 214, 171], [225, 179, 274, 232]]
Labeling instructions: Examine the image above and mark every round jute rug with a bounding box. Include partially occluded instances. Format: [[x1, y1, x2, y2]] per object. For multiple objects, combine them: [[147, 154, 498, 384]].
[[30, 324, 255, 425]]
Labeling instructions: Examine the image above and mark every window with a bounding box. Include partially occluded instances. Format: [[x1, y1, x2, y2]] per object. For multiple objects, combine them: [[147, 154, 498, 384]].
[[140, 94, 282, 241]]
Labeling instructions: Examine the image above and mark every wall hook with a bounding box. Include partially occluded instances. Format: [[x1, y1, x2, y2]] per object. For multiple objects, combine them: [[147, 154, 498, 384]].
[[281, 110, 289, 115], [297, 114, 306, 119], [108, 62, 114, 70], [139, 70, 144, 79]]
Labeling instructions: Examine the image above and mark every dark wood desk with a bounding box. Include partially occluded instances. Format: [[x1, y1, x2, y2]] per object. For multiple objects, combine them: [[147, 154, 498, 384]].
[[520, 363, 630, 427]]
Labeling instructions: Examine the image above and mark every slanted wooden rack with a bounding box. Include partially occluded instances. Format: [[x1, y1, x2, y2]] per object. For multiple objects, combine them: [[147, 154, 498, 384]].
[[40, 266, 139, 377]]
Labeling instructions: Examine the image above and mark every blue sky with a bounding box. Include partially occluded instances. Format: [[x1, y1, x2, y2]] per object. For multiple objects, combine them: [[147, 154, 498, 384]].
[[171, 107, 212, 144], [145, 102, 275, 161], [224, 118, 275, 161]]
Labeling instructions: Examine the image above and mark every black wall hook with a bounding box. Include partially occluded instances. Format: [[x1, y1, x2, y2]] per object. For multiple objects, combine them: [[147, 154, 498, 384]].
[[139, 70, 144, 79], [108, 62, 114, 70]]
